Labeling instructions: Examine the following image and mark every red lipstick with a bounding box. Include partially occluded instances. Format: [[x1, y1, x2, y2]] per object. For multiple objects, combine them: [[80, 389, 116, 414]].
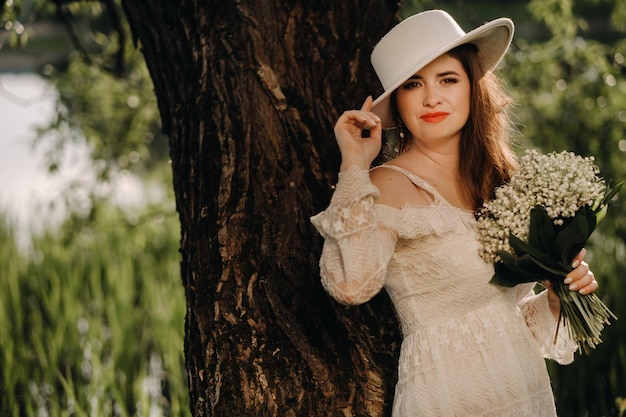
[[420, 112, 449, 123]]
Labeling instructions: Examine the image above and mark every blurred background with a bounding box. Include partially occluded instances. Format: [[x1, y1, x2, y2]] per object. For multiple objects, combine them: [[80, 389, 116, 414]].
[[1, 1, 187, 416], [1, 0, 625, 416]]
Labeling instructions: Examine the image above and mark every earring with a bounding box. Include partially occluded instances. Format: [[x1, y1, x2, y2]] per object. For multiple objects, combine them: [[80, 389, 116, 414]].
[[397, 119, 405, 140]]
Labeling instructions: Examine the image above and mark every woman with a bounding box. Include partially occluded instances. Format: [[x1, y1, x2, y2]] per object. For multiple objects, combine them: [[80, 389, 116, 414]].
[[311, 10, 598, 416]]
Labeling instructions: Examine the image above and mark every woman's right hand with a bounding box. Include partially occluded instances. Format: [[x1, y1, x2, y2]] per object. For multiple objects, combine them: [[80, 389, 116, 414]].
[[335, 96, 383, 172]]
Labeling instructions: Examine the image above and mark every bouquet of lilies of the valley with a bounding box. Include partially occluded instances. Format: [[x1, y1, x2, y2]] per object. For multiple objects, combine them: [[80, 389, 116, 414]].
[[477, 150, 622, 353]]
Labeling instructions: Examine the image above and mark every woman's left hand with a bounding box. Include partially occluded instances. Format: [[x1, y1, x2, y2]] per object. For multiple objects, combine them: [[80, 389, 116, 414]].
[[546, 248, 598, 318], [563, 248, 598, 295]]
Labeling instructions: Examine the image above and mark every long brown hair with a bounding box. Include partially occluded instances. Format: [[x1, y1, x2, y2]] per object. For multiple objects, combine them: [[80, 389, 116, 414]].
[[391, 43, 518, 210]]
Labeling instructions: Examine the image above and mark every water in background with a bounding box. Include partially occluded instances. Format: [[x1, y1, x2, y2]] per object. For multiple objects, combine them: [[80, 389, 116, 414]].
[[0, 72, 144, 248]]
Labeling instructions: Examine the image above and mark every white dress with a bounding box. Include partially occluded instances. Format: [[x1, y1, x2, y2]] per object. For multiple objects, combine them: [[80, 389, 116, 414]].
[[311, 165, 577, 417]]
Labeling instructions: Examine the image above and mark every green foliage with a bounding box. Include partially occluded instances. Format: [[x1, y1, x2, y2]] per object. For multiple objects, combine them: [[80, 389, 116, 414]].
[[528, 0, 577, 38], [2, 0, 170, 180], [499, 0, 626, 415], [0, 202, 189, 416], [2, 2, 186, 414], [44, 54, 168, 180], [1, 0, 28, 47], [610, 0, 626, 32], [504, 0, 626, 210]]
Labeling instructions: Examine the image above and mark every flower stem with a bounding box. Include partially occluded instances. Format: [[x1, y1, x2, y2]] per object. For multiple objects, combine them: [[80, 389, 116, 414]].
[[552, 279, 616, 354]]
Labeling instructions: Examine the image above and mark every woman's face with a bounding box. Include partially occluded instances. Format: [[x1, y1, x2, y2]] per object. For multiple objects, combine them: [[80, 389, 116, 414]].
[[395, 53, 470, 147]]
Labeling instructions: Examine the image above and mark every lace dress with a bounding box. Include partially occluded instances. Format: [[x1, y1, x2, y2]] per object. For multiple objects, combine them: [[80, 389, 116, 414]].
[[311, 165, 577, 417]]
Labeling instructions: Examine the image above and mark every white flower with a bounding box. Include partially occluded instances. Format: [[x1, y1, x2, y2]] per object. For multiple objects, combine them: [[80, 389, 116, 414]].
[[477, 150, 606, 263]]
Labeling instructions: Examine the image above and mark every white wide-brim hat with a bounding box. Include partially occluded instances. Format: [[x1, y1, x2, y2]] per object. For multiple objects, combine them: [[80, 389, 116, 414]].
[[370, 10, 514, 128]]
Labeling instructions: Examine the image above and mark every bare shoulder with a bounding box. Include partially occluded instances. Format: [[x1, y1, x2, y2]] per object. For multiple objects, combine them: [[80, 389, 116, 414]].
[[370, 166, 432, 208], [370, 166, 411, 191]]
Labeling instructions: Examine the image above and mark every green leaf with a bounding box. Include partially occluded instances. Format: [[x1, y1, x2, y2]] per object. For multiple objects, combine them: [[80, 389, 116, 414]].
[[509, 233, 560, 269], [582, 204, 597, 236], [554, 206, 594, 268], [502, 252, 554, 278], [491, 250, 564, 287], [509, 233, 531, 257], [595, 181, 623, 225], [595, 204, 608, 225], [602, 181, 623, 207], [528, 206, 559, 259], [491, 256, 535, 287]]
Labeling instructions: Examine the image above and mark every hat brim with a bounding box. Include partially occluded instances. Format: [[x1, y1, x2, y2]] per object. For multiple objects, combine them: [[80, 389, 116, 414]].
[[371, 18, 514, 129]]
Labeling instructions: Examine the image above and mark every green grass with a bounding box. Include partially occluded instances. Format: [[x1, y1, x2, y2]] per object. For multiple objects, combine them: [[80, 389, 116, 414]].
[[0, 204, 189, 417]]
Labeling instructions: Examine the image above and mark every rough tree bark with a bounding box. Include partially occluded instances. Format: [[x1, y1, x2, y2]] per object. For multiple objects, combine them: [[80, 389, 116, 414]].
[[121, 1, 401, 415]]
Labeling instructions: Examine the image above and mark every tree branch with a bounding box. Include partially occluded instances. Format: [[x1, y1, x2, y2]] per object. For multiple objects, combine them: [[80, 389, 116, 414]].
[[52, 0, 94, 66], [52, 0, 128, 77], [102, 0, 127, 75]]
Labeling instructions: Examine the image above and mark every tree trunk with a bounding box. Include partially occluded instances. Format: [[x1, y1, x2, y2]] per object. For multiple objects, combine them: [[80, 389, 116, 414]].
[[121, 1, 401, 415]]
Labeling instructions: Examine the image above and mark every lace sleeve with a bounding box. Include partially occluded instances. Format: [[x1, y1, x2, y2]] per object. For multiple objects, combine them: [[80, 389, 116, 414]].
[[311, 166, 397, 305], [515, 285, 577, 364]]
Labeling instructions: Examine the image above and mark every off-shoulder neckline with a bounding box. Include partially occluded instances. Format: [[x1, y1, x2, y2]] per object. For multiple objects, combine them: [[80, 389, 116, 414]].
[[375, 201, 476, 217], [371, 164, 476, 215]]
